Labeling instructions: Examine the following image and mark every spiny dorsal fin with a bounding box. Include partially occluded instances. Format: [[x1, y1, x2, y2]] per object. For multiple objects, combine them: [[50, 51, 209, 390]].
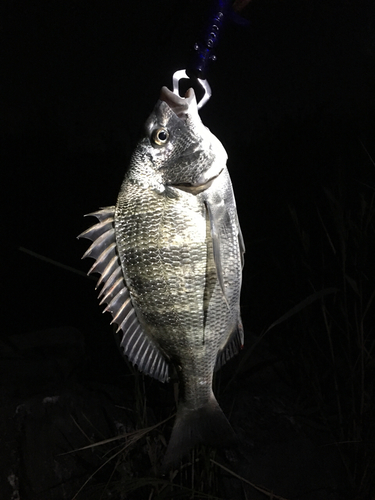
[[78, 207, 170, 382]]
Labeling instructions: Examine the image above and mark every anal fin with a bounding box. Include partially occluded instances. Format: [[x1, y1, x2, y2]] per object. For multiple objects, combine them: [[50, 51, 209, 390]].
[[215, 319, 244, 371]]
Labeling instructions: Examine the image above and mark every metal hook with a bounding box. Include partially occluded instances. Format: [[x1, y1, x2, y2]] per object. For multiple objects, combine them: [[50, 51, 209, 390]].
[[172, 69, 212, 110]]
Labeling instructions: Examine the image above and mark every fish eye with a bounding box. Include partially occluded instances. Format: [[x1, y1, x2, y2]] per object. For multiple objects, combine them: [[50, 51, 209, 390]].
[[151, 127, 169, 146]]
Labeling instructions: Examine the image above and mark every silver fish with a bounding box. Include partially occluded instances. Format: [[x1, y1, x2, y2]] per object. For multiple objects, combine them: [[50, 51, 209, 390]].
[[79, 86, 245, 470]]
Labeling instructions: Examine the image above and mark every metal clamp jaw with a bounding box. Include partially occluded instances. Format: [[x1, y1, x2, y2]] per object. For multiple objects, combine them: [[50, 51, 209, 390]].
[[171, 1, 232, 109], [172, 69, 212, 110]]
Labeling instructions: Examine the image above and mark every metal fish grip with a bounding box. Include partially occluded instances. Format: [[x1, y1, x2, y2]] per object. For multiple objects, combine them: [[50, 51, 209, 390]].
[[172, 70, 212, 110]]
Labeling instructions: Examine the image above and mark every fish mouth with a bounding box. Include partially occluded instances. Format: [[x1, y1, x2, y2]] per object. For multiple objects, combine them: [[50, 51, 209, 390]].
[[170, 170, 223, 195], [160, 86, 197, 119]]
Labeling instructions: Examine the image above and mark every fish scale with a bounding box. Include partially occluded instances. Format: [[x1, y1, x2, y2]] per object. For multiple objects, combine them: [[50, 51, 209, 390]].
[[121, 182, 214, 341], [79, 85, 244, 470]]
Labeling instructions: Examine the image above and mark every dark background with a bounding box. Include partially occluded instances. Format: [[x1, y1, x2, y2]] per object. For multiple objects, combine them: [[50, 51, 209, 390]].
[[5, 0, 374, 337], [3, 0, 375, 498]]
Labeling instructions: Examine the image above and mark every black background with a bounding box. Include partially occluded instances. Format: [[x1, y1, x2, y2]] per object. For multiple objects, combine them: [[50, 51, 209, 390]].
[[4, 0, 375, 497], [7, 0, 374, 339]]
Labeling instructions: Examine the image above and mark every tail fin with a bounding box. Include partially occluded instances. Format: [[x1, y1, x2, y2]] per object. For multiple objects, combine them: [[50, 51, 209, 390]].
[[162, 395, 236, 472]]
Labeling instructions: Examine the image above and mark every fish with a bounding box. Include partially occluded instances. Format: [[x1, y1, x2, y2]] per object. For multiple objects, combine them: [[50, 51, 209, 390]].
[[78, 85, 245, 470]]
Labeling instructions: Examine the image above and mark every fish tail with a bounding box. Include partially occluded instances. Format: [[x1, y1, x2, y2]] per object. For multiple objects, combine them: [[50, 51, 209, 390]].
[[162, 395, 236, 472]]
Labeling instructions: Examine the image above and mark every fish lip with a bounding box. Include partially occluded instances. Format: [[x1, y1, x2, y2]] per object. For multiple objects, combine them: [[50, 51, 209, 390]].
[[159, 86, 198, 119], [169, 169, 223, 195]]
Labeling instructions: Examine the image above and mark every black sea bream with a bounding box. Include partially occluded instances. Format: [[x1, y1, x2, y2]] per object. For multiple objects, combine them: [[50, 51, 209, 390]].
[[79, 86, 245, 469]]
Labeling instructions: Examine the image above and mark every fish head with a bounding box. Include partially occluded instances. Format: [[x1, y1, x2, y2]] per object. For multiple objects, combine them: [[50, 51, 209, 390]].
[[135, 86, 227, 193]]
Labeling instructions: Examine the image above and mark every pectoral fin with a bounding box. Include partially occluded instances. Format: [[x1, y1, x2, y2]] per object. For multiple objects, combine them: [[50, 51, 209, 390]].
[[236, 212, 245, 269], [204, 200, 230, 310]]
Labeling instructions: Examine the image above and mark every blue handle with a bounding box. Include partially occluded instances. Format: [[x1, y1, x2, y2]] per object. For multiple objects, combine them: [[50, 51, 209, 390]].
[[187, 0, 231, 80]]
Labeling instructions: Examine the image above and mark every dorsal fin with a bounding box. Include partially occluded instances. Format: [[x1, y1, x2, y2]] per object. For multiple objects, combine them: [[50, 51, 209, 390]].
[[78, 207, 170, 382]]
